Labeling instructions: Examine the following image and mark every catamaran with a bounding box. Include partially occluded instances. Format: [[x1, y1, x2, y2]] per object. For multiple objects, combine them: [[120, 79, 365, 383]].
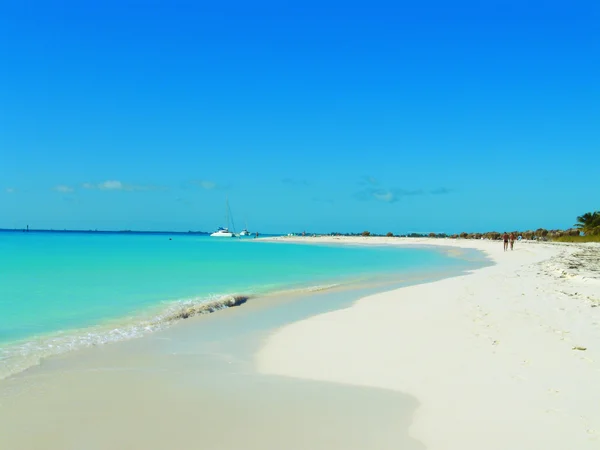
[[210, 226, 234, 237], [210, 198, 236, 237]]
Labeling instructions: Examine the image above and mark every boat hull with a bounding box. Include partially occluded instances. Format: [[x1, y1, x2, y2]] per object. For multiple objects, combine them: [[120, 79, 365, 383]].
[[210, 232, 234, 237]]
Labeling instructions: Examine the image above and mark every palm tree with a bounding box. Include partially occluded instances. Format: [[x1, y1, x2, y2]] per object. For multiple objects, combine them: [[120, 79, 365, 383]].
[[574, 211, 600, 235]]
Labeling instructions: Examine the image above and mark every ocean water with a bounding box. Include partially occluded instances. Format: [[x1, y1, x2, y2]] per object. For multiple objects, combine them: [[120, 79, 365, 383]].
[[0, 232, 474, 378]]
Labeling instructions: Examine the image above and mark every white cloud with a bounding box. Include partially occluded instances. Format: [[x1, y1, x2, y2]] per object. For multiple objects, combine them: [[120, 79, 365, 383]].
[[197, 180, 217, 190], [98, 180, 124, 190], [53, 185, 75, 193], [82, 180, 164, 191], [200, 180, 217, 190], [354, 177, 453, 203], [354, 187, 424, 203], [189, 179, 229, 190], [372, 190, 395, 202]]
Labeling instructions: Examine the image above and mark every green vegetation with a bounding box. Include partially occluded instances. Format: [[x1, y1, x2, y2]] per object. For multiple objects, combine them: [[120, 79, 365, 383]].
[[326, 212, 599, 241], [553, 234, 600, 243], [403, 211, 598, 242], [551, 211, 600, 242], [574, 211, 600, 236]]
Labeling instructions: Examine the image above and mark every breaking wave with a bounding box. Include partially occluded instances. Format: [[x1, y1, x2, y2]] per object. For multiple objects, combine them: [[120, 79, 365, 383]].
[[0, 283, 340, 381]]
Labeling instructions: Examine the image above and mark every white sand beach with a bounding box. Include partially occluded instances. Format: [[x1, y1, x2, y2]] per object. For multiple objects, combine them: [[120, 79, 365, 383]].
[[257, 237, 600, 449], [1, 236, 598, 449]]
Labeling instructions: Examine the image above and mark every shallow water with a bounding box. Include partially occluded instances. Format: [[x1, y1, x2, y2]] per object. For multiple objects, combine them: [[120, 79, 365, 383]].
[[0, 232, 475, 378]]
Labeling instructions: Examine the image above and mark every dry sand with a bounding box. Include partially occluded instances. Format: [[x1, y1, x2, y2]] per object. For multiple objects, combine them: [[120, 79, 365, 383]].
[[257, 237, 600, 449]]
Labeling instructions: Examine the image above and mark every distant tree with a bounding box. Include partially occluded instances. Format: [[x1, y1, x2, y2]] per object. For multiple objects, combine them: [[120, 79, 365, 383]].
[[522, 231, 534, 240], [428, 232, 436, 238], [386, 232, 394, 237], [362, 231, 371, 236], [484, 232, 501, 240], [459, 232, 468, 239]]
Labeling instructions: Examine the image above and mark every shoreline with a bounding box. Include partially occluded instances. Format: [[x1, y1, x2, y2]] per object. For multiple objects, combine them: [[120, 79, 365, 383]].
[[257, 237, 600, 449], [1, 237, 597, 448], [0, 243, 486, 450], [0, 240, 480, 382]]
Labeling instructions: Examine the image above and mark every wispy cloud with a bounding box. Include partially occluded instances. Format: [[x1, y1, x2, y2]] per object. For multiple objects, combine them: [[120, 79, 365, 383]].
[[99, 180, 124, 190], [355, 188, 423, 203], [430, 187, 453, 195], [53, 185, 75, 193], [82, 180, 165, 191], [358, 176, 379, 186], [189, 180, 229, 191], [282, 178, 309, 186], [354, 185, 452, 203], [196, 180, 217, 190], [5, 187, 16, 194]]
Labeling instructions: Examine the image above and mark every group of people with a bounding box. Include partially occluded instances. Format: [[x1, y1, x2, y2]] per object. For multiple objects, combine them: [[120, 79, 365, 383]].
[[502, 232, 516, 251]]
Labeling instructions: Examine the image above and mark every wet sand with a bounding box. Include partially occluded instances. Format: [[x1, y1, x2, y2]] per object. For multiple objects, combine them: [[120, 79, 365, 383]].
[[0, 269, 472, 450]]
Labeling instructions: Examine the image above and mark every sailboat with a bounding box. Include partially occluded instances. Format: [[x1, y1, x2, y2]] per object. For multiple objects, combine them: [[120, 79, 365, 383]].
[[210, 197, 235, 237], [210, 226, 234, 237], [239, 220, 250, 236]]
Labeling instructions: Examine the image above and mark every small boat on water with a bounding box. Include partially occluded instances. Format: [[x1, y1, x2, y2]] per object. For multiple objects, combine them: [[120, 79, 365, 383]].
[[239, 220, 251, 237], [210, 227, 235, 238], [211, 197, 236, 238]]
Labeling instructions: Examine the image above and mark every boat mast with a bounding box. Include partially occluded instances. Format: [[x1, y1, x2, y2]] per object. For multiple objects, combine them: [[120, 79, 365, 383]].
[[225, 196, 229, 229], [226, 197, 236, 234]]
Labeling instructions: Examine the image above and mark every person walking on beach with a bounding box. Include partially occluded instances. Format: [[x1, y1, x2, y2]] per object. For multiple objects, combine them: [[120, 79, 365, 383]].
[[503, 232, 509, 251], [509, 232, 515, 251]]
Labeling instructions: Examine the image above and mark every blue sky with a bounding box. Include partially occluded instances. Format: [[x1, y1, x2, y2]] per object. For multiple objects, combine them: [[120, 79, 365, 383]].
[[1, 1, 598, 234]]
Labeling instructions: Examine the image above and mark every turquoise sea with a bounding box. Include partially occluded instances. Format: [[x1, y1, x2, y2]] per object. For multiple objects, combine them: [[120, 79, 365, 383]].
[[0, 232, 477, 379]]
